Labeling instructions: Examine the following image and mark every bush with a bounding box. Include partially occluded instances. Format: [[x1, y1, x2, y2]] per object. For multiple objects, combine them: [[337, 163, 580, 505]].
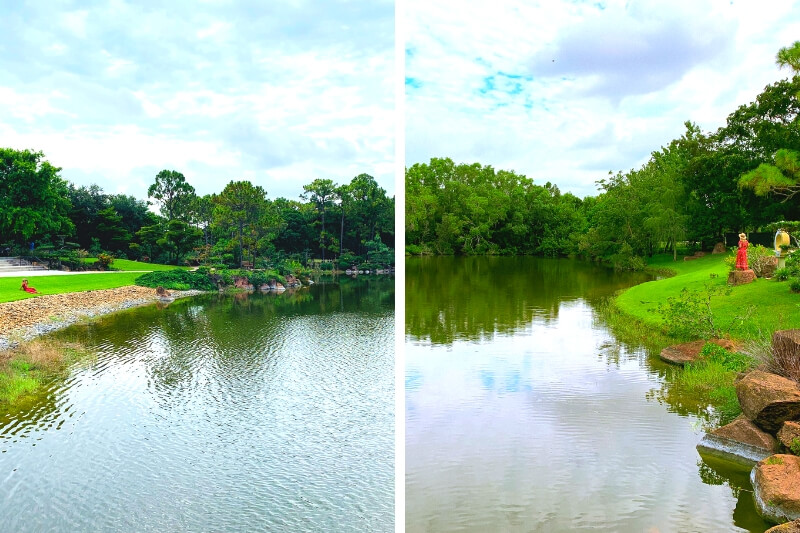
[[791, 279, 800, 293], [774, 268, 791, 281], [135, 269, 215, 291], [96, 253, 114, 270], [320, 262, 334, 271], [742, 335, 800, 383]]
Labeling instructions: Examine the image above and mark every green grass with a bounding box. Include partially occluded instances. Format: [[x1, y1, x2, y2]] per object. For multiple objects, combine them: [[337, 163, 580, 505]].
[[0, 273, 142, 303], [81, 258, 187, 271], [616, 253, 800, 340]]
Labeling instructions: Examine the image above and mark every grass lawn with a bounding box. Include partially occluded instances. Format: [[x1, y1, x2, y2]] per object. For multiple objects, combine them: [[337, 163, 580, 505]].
[[616, 253, 800, 340], [0, 273, 143, 303], [80, 258, 187, 272]]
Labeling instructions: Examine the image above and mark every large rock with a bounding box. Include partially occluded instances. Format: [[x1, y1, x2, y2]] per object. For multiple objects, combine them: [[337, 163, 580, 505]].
[[766, 519, 800, 533], [737, 370, 800, 433], [772, 331, 800, 383], [728, 269, 756, 285], [697, 416, 778, 465], [659, 338, 742, 366], [712, 242, 726, 254], [778, 421, 800, 452], [751, 454, 800, 524]]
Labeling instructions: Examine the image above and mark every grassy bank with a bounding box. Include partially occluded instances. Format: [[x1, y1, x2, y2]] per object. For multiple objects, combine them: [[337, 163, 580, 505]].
[[616, 253, 800, 340], [0, 339, 91, 405], [610, 252, 800, 426], [0, 273, 143, 303]]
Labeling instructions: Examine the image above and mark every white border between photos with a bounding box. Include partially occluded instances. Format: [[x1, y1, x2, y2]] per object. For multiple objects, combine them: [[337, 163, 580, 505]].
[[394, 0, 406, 529]]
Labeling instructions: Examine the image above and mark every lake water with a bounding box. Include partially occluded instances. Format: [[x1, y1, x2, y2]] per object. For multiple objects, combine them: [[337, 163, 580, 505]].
[[406, 256, 771, 532], [0, 278, 394, 532]]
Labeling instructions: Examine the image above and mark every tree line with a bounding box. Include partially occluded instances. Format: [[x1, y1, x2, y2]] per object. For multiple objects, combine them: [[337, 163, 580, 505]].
[[0, 152, 394, 269], [406, 44, 800, 269]]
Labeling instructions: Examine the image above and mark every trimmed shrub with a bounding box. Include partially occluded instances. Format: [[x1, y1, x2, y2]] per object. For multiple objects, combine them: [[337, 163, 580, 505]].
[[135, 269, 215, 291]]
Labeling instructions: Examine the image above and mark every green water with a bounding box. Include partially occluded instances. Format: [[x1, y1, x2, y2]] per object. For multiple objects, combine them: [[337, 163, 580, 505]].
[[406, 256, 770, 532], [0, 278, 394, 532]]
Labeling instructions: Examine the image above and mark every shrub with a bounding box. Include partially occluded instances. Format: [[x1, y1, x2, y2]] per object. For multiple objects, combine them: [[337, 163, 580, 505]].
[[135, 269, 215, 291], [791, 279, 800, 293], [320, 262, 334, 271], [96, 253, 114, 270], [774, 268, 791, 281]]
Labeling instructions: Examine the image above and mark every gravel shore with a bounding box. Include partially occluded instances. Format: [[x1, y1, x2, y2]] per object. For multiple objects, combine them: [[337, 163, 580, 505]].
[[0, 286, 204, 351]]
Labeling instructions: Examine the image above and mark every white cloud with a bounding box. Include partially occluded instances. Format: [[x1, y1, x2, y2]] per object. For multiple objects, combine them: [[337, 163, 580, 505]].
[[406, 0, 800, 198]]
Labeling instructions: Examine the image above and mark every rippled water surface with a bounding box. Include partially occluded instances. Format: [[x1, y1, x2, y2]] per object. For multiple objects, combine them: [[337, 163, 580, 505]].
[[1, 278, 394, 532], [406, 257, 770, 533]]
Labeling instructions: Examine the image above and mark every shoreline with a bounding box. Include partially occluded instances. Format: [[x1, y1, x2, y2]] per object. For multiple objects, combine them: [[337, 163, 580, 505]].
[[0, 286, 205, 351]]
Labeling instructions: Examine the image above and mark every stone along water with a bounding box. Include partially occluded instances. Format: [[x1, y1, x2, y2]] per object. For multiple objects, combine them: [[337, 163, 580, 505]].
[[406, 257, 771, 532], [0, 278, 394, 532]]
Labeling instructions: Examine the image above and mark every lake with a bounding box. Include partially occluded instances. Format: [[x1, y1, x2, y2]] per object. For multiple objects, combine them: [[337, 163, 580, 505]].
[[0, 278, 394, 532], [406, 256, 770, 532]]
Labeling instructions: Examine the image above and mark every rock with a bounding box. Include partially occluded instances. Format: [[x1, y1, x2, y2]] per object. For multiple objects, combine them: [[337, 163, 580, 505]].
[[766, 519, 800, 532], [712, 242, 726, 254], [232, 276, 253, 290], [275, 282, 286, 292], [155, 286, 169, 297], [660, 340, 706, 365], [778, 421, 800, 452], [751, 454, 800, 524], [736, 370, 800, 433], [728, 269, 756, 285], [762, 256, 780, 279], [697, 416, 778, 465], [659, 338, 743, 366]]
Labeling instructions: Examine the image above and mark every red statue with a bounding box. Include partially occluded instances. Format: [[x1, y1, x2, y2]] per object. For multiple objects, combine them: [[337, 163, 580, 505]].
[[20, 279, 38, 293], [735, 233, 749, 270]]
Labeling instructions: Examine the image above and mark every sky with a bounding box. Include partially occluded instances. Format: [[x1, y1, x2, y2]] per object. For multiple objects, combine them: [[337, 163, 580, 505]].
[[0, 0, 394, 202], [405, 0, 800, 199]]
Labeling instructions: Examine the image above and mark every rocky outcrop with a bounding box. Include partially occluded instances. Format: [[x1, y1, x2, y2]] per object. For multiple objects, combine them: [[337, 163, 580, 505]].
[[736, 370, 800, 433], [728, 269, 756, 285], [751, 455, 800, 524], [659, 338, 742, 366], [766, 519, 800, 533], [697, 416, 777, 465], [778, 421, 800, 452]]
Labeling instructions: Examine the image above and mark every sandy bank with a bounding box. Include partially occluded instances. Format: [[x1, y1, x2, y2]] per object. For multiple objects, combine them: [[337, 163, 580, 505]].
[[0, 286, 204, 350]]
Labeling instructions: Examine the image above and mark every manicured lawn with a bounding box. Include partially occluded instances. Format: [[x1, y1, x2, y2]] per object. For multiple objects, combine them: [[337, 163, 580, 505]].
[[80, 258, 186, 271], [0, 273, 143, 303], [616, 253, 800, 340]]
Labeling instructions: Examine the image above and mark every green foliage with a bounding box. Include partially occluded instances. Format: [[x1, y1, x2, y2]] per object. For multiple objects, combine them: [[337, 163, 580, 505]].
[[135, 269, 215, 291], [765, 456, 784, 465], [655, 283, 732, 339], [320, 261, 334, 271], [790, 279, 800, 293], [0, 148, 73, 243], [96, 253, 114, 270], [699, 342, 752, 372], [148, 169, 196, 222], [774, 268, 791, 281], [790, 438, 800, 456]]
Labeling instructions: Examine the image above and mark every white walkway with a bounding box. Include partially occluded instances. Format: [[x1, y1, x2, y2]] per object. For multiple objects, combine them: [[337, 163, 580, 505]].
[[0, 270, 151, 278]]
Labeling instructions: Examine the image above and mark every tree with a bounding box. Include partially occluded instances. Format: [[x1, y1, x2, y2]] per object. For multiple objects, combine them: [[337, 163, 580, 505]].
[[302, 178, 337, 260], [777, 41, 800, 73], [147, 169, 196, 222], [0, 148, 73, 245], [96, 206, 132, 254], [214, 180, 271, 267]]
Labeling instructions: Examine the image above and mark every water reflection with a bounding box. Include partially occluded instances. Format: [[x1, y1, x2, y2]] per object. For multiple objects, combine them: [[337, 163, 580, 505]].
[[406, 257, 770, 532], [1, 277, 394, 532]]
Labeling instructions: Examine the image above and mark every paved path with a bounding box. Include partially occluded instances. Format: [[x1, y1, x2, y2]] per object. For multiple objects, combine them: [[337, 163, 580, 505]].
[[0, 270, 151, 278]]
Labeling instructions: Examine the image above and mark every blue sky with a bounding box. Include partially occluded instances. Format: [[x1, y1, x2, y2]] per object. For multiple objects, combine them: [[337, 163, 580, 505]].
[[0, 0, 394, 201], [405, 0, 800, 198]]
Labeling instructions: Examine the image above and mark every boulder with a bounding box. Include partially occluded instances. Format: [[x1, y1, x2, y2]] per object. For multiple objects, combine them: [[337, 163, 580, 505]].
[[660, 340, 706, 366], [761, 256, 780, 279], [728, 269, 756, 285], [751, 454, 800, 524], [736, 370, 800, 433], [712, 242, 727, 254], [697, 416, 778, 465], [766, 519, 800, 533], [659, 338, 742, 366], [778, 421, 800, 452]]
